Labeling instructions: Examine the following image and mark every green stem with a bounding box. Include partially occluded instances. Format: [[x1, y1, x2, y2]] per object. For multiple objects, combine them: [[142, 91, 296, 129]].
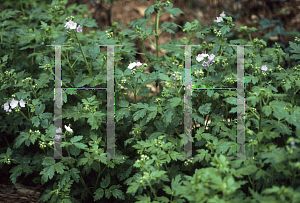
[[164, 162, 171, 177], [248, 32, 252, 43], [74, 31, 92, 77], [3, 136, 11, 148], [61, 51, 77, 77], [62, 135, 94, 197], [94, 164, 107, 191], [291, 83, 295, 107], [147, 179, 158, 201], [18, 110, 35, 130]]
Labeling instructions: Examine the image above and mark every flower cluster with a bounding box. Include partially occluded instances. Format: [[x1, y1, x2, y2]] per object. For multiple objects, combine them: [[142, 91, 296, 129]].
[[53, 125, 73, 143], [196, 53, 215, 66], [127, 61, 143, 71], [214, 12, 226, 23], [3, 98, 26, 113], [64, 20, 82, 33], [171, 71, 182, 81]]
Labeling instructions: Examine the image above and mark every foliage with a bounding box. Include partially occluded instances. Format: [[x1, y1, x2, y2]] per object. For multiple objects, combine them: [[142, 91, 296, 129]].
[[0, 0, 300, 202]]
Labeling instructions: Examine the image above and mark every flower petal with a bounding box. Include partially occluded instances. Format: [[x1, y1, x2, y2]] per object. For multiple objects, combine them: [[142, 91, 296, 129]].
[[10, 98, 18, 109], [19, 99, 25, 107]]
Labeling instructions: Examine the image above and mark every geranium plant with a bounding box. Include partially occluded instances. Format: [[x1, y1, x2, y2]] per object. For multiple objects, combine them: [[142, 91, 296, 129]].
[[0, 0, 300, 202]]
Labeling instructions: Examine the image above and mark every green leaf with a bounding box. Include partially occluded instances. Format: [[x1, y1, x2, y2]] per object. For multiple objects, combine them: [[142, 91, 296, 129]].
[[154, 120, 166, 132], [198, 103, 212, 115], [144, 5, 155, 18], [35, 104, 45, 115], [234, 165, 257, 178], [115, 108, 131, 122], [94, 188, 104, 200], [168, 97, 181, 108], [216, 141, 235, 154], [133, 109, 147, 121], [70, 136, 83, 143], [88, 43, 100, 60], [76, 76, 93, 87], [73, 143, 88, 149], [70, 168, 80, 183], [162, 108, 174, 126], [118, 100, 129, 107], [126, 181, 140, 195], [124, 68, 131, 75], [112, 189, 125, 200], [269, 100, 289, 120], [163, 3, 184, 18], [32, 116, 40, 127], [101, 175, 111, 188], [207, 90, 214, 97], [40, 165, 55, 182], [224, 97, 237, 105], [262, 106, 272, 116], [146, 111, 157, 123]]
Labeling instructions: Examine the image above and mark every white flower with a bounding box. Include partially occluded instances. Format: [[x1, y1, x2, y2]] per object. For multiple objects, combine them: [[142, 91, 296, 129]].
[[10, 98, 18, 109], [128, 62, 137, 70], [65, 125, 73, 132], [65, 20, 77, 30], [77, 25, 82, 33], [261, 65, 268, 71], [215, 17, 223, 23], [208, 54, 215, 61], [220, 13, 226, 17], [3, 102, 11, 112], [19, 99, 25, 107], [136, 62, 143, 67], [55, 135, 61, 141], [56, 127, 62, 134], [196, 53, 209, 62]]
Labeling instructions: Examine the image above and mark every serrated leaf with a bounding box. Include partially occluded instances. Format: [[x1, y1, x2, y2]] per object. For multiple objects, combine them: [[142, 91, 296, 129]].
[[163, 3, 184, 18], [76, 76, 93, 87], [133, 109, 147, 121], [112, 189, 125, 200], [154, 120, 166, 132], [124, 68, 131, 75], [32, 116, 40, 127], [162, 108, 174, 126], [94, 188, 104, 200], [40, 165, 55, 182], [118, 100, 129, 107], [35, 104, 45, 115], [262, 106, 272, 116], [168, 97, 181, 108], [224, 97, 237, 105], [198, 103, 212, 115], [73, 143, 88, 149], [70, 136, 83, 143], [101, 175, 111, 188], [269, 100, 289, 120], [146, 111, 157, 123], [89, 43, 100, 60]]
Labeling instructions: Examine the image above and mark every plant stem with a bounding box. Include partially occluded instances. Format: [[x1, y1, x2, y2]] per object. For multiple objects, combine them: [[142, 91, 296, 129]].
[[94, 164, 107, 191], [74, 32, 92, 77], [19, 110, 35, 130]]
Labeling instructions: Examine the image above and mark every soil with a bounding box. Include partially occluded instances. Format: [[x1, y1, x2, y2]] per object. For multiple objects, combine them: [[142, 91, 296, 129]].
[[1, 0, 300, 202]]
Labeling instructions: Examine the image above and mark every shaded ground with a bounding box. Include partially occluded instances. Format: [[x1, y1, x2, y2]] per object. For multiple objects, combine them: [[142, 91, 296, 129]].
[[1, 0, 300, 202]]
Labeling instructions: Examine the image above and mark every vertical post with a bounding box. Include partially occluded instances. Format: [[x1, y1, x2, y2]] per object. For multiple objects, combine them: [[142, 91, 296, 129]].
[[46, 45, 71, 160], [228, 45, 253, 160], [175, 45, 200, 160], [98, 45, 124, 160]]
